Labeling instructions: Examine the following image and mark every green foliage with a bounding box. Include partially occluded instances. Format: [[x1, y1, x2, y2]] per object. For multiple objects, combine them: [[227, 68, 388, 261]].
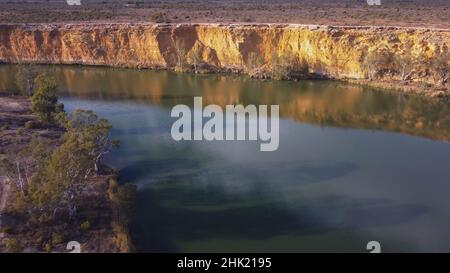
[[34, 73, 57, 92], [11, 109, 117, 219], [59, 109, 119, 171], [44, 242, 52, 253], [5, 137, 54, 213], [80, 220, 91, 231], [0, 139, 45, 210], [15, 67, 60, 98], [27, 134, 93, 210], [2, 71, 119, 223], [5, 238, 21, 253], [31, 74, 59, 122], [51, 233, 64, 245], [15, 64, 38, 96]]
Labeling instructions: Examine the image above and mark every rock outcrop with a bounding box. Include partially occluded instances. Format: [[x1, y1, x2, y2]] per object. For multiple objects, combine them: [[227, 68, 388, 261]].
[[0, 23, 449, 86]]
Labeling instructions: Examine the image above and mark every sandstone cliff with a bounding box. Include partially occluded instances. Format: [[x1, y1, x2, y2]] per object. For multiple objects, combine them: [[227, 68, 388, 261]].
[[0, 23, 449, 88]]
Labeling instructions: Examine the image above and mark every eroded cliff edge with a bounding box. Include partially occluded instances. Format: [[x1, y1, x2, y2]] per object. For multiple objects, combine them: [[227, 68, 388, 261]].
[[0, 23, 449, 93]]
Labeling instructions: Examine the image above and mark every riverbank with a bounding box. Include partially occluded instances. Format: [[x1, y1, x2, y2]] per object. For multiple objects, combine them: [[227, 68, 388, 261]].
[[345, 79, 450, 100], [0, 23, 448, 98], [0, 94, 133, 253]]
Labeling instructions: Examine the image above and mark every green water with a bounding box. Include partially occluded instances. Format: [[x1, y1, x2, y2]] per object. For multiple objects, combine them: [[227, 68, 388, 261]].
[[1, 65, 450, 252]]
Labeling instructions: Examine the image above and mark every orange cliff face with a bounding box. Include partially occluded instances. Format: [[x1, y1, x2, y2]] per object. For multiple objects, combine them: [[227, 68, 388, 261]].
[[0, 23, 449, 85]]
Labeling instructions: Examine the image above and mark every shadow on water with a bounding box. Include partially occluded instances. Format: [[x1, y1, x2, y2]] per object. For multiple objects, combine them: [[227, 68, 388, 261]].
[[124, 158, 429, 252], [131, 186, 429, 252]]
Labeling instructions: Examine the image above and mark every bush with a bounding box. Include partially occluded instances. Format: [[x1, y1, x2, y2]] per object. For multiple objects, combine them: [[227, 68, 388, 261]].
[[15, 64, 38, 97], [1, 225, 13, 234], [80, 220, 91, 231], [151, 12, 169, 23], [25, 120, 38, 129], [5, 239, 21, 253], [51, 233, 64, 245], [33, 234, 44, 245], [12, 110, 117, 220], [16, 127, 25, 135], [44, 242, 52, 253], [31, 75, 59, 122]]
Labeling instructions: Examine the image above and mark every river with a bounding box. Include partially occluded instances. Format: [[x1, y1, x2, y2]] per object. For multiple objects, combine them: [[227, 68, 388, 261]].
[[1, 65, 450, 252]]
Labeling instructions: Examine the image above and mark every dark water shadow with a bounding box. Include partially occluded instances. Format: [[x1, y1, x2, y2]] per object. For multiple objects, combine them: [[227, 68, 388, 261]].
[[122, 158, 429, 252], [130, 185, 429, 252]]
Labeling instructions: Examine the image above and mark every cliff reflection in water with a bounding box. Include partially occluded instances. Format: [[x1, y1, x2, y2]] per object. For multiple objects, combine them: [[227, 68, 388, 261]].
[[1, 64, 449, 142]]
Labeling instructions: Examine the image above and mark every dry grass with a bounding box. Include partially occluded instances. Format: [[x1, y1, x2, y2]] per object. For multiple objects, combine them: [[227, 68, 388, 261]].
[[0, 0, 449, 28]]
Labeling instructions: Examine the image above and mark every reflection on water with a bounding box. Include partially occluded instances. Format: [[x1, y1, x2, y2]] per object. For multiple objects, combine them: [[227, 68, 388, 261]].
[[1, 65, 450, 252], [1, 65, 450, 142]]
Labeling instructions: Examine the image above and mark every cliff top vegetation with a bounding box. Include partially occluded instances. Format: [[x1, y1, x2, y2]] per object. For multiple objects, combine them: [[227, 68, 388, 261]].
[[0, 0, 449, 29]]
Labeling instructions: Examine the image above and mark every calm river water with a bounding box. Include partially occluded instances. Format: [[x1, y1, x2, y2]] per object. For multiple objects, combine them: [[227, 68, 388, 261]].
[[1, 65, 450, 252]]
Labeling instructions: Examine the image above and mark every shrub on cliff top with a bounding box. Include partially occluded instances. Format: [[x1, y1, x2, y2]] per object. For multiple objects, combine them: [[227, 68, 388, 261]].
[[5, 239, 21, 253], [151, 12, 169, 23], [51, 233, 64, 245], [80, 220, 91, 231]]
